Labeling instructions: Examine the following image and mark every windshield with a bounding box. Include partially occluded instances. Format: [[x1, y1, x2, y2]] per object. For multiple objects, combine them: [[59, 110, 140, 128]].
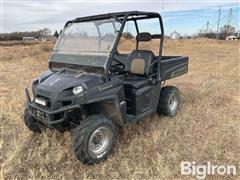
[[53, 19, 121, 67], [51, 19, 121, 70]]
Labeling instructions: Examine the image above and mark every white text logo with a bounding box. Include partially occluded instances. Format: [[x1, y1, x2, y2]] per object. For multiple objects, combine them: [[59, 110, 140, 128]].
[[181, 161, 237, 179]]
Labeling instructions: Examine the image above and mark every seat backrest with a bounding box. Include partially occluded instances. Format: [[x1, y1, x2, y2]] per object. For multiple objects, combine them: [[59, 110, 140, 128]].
[[128, 50, 154, 75]]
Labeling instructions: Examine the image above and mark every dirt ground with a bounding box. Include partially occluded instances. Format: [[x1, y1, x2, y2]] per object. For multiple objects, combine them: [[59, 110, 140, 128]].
[[0, 39, 239, 179]]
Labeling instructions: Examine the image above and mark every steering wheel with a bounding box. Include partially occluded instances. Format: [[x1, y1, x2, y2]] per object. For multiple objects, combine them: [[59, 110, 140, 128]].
[[110, 59, 126, 74]]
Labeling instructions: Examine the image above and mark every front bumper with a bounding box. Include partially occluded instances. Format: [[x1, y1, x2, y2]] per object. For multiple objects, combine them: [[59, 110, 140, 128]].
[[25, 88, 80, 126]]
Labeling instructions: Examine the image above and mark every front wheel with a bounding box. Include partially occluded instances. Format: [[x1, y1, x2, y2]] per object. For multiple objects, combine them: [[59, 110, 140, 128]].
[[72, 114, 117, 164], [157, 86, 181, 117]]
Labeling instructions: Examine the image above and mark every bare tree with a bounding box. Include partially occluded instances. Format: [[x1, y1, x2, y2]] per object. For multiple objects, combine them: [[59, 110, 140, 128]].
[[219, 25, 236, 39], [39, 28, 51, 35], [53, 30, 59, 38]]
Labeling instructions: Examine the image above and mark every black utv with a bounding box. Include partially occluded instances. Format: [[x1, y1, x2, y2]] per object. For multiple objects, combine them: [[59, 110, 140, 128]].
[[24, 11, 188, 164]]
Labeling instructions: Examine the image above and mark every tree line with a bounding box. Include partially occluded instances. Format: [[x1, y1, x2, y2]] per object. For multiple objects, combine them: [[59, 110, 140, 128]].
[[0, 28, 59, 41], [199, 25, 239, 39]]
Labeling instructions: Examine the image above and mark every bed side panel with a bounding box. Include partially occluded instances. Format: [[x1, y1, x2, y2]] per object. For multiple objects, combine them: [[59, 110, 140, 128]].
[[160, 56, 188, 80]]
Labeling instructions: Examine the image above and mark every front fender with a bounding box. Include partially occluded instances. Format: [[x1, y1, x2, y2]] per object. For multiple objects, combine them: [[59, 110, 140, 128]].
[[86, 95, 126, 126]]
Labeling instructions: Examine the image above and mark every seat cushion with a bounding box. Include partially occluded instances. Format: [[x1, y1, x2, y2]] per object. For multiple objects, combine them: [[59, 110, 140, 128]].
[[120, 76, 150, 89]]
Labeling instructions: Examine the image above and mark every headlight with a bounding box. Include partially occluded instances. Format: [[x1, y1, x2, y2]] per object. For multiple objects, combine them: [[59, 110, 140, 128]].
[[72, 86, 84, 95]]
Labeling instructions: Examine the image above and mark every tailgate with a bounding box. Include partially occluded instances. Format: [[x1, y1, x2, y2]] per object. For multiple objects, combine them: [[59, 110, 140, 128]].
[[160, 56, 188, 80]]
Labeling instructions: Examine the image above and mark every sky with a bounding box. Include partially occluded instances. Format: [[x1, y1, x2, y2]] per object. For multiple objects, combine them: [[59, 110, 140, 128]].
[[1, 0, 239, 35]]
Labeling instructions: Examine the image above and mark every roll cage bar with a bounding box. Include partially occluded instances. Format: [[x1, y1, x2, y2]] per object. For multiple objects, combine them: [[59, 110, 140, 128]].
[[64, 11, 164, 55], [64, 11, 164, 79]]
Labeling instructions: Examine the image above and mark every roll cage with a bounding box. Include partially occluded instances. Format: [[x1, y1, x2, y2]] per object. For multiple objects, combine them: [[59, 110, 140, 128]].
[[64, 11, 164, 79]]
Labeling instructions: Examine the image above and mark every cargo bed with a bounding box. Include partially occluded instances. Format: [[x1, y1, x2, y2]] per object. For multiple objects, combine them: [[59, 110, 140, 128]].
[[160, 56, 188, 80]]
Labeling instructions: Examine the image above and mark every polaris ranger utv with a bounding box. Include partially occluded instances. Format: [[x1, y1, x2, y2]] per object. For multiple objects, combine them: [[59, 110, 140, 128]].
[[24, 11, 188, 164]]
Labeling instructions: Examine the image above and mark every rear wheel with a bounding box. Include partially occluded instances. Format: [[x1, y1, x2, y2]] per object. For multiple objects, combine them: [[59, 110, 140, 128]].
[[158, 86, 181, 117], [73, 114, 117, 164], [24, 108, 45, 133]]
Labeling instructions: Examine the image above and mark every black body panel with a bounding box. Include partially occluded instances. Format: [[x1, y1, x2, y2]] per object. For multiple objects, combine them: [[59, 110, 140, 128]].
[[125, 85, 154, 115], [160, 56, 188, 80]]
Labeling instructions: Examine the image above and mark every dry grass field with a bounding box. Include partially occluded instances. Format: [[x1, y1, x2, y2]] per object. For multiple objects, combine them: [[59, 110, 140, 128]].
[[0, 39, 239, 179]]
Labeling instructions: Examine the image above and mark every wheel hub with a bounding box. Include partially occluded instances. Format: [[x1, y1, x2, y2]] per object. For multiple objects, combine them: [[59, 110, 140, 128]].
[[88, 127, 112, 157], [169, 95, 178, 111]]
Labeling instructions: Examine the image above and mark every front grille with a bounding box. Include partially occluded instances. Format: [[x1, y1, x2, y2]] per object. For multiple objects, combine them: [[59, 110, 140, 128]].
[[37, 88, 51, 97], [34, 109, 46, 120]]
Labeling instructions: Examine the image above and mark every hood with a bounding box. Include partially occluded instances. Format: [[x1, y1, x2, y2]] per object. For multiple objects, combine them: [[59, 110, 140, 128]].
[[38, 70, 104, 91]]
